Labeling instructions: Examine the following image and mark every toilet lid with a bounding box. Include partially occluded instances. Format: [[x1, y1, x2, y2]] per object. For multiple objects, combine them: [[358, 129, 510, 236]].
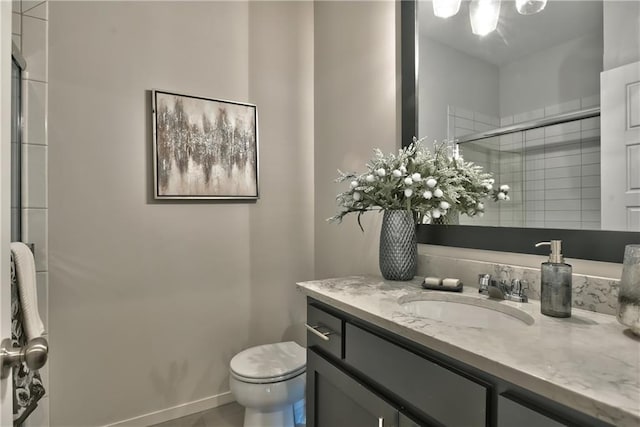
[[230, 341, 306, 382]]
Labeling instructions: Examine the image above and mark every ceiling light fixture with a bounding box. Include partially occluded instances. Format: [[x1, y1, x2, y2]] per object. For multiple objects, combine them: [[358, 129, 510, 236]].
[[432, 0, 463, 19], [515, 0, 548, 15], [432, 0, 547, 36], [469, 0, 502, 36]]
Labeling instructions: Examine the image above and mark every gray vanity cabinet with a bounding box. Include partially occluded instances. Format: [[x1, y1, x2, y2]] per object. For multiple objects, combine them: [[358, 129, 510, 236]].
[[306, 298, 611, 427], [497, 394, 567, 427], [307, 349, 403, 427]]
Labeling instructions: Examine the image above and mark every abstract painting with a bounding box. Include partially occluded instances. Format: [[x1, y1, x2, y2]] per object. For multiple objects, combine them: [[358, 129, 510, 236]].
[[152, 90, 258, 199]]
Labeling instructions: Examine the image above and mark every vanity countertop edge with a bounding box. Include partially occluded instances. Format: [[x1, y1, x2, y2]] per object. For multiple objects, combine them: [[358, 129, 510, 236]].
[[297, 275, 640, 427]]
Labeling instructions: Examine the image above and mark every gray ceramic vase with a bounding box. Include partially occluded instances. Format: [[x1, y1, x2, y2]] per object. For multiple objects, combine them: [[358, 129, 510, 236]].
[[379, 210, 417, 281], [617, 244, 640, 335]]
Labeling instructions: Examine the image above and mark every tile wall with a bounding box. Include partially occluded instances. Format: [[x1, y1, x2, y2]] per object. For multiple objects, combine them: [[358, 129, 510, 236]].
[[12, 1, 49, 426], [448, 96, 601, 230]]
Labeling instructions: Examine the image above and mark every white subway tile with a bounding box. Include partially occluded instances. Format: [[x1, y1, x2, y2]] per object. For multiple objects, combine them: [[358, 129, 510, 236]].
[[12, 0, 20, 13], [12, 12, 21, 35], [21, 16, 47, 82], [454, 127, 473, 138], [545, 220, 581, 229], [544, 142, 581, 159], [581, 151, 600, 165], [582, 198, 600, 210], [581, 128, 601, 141], [455, 107, 474, 120], [36, 271, 48, 331], [545, 121, 581, 137], [544, 99, 580, 117], [514, 108, 544, 124], [545, 188, 578, 200], [545, 210, 581, 221], [581, 94, 600, 109], [582, 210, 601, 222], [12, 34, 21, 51], [22, 208, 47, 272], [545, 176, 581, 190], [582, 221, 601, 230], [545, 165, 581, 179], [582, 163, 600, 176], [545, 154, 582, 169], [474, 122, 492, 132], [455, 117, 475, 130], [582, 175, 600, 188], [500, 115, 514, 127], [23, 144, 47, 208], [21, 0, 44, 13], [545, 199, 581, 211], [581, 117, 600, 131], [582, 187, 600, 199], [24, 1, 47, 20], [23, 79, 47, 145]]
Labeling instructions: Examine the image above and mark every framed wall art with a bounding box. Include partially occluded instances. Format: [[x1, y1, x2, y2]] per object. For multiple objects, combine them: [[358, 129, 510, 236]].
[[152, 90, 259, 200]]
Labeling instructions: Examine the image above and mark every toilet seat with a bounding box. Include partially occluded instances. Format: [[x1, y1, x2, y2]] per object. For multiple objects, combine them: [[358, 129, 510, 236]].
[[230, 341, 306, 384]]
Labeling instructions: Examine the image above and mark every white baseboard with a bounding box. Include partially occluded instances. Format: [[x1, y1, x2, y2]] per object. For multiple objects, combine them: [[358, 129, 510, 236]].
[[105, 391, 235, 427]]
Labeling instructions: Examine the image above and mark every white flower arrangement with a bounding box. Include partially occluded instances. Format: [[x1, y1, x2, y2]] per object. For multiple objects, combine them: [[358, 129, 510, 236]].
[[329, 138, 509, 229]]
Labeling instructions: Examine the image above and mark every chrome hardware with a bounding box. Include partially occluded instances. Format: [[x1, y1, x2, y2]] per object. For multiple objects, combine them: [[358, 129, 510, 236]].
[[485, 278, 529, 303], [0, 336, 48, 379], [478, 274, 491, 295], [378, 417, 384, 427], [305, 323, 333, 341]]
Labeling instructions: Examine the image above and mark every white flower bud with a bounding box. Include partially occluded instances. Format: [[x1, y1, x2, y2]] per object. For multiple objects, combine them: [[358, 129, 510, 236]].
[[441, 209, 448, 216], [392, 169, 402, 178], [376, 168, 386, 177], [505, 195, 510, 201], [431, 209, 441, 219], [353, 192, 361, 201], [411, 173, 421, 182], [399, 165, 407, 173], [423, 190, 433, 199], [497, 192, 506, 200], [350, 180, 359, 188], [440, 201, 450, 210], [365, 174, 375, 183], [426, 178, 437, 188], [404, 177, 413, 185], [485, 184, 493, 191], [488, 178, 495, 184], [500, 184, 509, 192], [476, 202, 484, 210], [404, 188, 413, 198], [434, 188, 444, 198]]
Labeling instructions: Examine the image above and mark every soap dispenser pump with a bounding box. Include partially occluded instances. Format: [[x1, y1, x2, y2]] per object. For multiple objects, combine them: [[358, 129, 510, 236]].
[[535, 240, 572, 318]]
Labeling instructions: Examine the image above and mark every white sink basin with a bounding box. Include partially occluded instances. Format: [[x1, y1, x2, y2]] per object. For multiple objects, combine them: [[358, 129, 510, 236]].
[[399, 294, 534, 329]]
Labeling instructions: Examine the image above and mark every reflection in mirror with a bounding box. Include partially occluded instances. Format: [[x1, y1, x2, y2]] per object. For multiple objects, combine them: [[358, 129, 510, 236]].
[[416, 0, 626, 230]]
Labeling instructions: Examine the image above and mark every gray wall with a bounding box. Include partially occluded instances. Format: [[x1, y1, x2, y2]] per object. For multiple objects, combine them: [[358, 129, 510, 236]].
[[313, 0, 398, 279], [419, 36, 500, 141], [48, 1, 313, 426], [603, 0, 640, 71]]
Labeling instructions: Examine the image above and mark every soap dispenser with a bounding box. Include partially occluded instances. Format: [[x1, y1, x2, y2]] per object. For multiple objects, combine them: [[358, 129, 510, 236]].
[[535, 240, 572, 318]]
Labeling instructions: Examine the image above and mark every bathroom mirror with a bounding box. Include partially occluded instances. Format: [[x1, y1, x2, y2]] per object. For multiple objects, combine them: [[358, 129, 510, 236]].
[[401, 0, 639, 262]]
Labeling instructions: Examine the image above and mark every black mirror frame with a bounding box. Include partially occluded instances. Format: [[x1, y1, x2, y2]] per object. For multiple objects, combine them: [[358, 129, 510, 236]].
[[401, 0, 638, 263]]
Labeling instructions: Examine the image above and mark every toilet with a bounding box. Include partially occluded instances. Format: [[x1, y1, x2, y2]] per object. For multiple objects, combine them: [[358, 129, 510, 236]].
[[229, 341, 306, 427]]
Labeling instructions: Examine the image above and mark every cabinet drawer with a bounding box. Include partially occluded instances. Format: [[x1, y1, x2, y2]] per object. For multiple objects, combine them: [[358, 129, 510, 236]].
[[498, 394, 567, 427], [346, 323, 488, 427], [307, 304, 343, 358]]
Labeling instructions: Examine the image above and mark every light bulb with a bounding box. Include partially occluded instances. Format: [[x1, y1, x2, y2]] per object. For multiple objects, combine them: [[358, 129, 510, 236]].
[[432, 0, 462, 18], [470, 0, 501, 36], [516, 0, 547, 15]]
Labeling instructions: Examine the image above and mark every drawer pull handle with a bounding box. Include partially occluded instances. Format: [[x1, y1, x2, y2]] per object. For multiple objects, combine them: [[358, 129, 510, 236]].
[[378, 417, 384, 427], [305, 323, 332, 341]]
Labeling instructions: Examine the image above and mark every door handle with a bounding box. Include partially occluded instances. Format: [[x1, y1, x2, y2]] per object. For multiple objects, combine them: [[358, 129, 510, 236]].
[[0, 336, 48, 379]]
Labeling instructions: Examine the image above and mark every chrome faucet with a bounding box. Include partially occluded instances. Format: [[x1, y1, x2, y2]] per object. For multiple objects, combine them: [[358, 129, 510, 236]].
[[478, 274, 528, 302]]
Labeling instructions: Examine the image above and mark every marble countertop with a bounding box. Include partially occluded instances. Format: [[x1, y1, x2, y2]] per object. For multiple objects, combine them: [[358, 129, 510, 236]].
[[297, 276, 640, 427]]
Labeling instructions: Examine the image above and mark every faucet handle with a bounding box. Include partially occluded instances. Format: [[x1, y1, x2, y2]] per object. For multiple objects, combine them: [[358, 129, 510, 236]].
[[478, 274, 491, 294], [510, 278, 529, 302]]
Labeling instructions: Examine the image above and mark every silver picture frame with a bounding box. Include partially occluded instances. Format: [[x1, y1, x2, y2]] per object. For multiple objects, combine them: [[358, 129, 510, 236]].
[[152, 89, 259, 200]]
